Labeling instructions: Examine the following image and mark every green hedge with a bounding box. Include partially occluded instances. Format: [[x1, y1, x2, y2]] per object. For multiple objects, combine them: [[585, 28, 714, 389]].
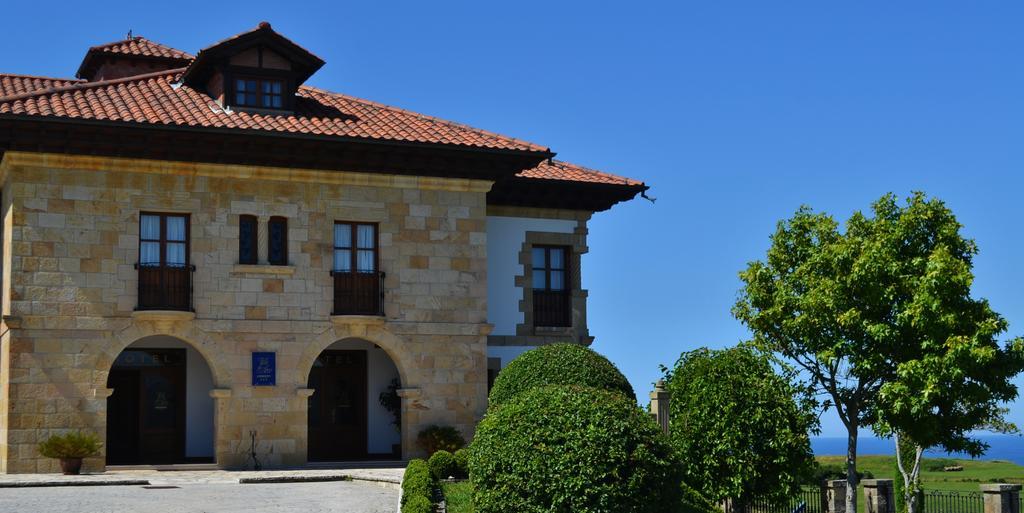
[[487, 344, 634, 407], [401, 458, 435, 513], [452, 448, 470, 479], [428, 450, 457, 480], [402, 495, 433, 513], [470, 385, 691, 513]]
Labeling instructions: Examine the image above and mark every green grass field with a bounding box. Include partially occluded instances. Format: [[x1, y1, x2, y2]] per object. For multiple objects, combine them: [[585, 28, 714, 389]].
[[440, 457, 1022, 513], [441, 481, 474, 513], [816, 455, 1024, 492]]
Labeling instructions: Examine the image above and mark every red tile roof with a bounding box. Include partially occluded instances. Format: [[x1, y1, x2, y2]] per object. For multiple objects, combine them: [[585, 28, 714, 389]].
[[0, 31, 645, 195], [0, 70, 548, 152], [87, 36, 194, 61], [0, 74, 82, 97], [522, 160, 644, 186]]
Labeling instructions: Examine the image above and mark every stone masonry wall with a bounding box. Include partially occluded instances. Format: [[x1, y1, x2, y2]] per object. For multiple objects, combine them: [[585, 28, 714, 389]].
[[0, 152, 492, 473]]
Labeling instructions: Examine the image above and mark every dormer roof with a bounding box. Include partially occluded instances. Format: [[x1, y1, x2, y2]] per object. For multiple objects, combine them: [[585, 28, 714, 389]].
[[182, 22, 324, 88], [76, 36, 193, 81]]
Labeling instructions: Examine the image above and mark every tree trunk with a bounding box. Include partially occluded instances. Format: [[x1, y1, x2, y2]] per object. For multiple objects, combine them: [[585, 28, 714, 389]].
[[846, 423, 859, 513], [894, 433, 924, 513]]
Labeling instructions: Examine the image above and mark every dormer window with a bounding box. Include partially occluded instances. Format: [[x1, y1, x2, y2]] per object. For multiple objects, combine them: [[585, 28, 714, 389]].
[[234, 77, 283, 108], [182, 22, 325, 114]]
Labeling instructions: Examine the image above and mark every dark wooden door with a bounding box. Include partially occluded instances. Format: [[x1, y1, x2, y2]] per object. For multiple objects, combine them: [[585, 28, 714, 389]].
[[307, 350, 368, 461], [138, 367, 186, 463], [106, 349, 187, 465], [106, 369, 140, 465]]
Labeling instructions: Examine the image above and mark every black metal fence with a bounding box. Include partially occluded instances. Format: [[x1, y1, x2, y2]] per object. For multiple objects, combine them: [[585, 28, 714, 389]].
[[921, 490, 985, 513], [723, 487, 824, 513]]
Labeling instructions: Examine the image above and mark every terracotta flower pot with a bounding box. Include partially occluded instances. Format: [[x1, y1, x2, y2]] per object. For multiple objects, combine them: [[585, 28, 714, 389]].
[[59, 457, 83, 475]]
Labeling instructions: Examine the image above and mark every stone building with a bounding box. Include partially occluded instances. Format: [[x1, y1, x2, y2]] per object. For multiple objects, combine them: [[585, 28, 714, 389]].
[[0, 23, 646, 473]]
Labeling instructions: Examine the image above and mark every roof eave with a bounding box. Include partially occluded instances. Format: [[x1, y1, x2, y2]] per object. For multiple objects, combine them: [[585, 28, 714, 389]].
[[488, 176, 649, 212], [0, 113, 554, 181]]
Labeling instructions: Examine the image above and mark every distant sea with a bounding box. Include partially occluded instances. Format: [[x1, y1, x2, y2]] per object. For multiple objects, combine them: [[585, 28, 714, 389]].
[[811, 435, 1024, 466]]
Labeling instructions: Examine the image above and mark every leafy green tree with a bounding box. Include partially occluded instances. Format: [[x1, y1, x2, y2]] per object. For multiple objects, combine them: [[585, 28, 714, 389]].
[[661, 345, 818, 506], [878, 337, 1024, 513], [733, 192, 1023, 513]]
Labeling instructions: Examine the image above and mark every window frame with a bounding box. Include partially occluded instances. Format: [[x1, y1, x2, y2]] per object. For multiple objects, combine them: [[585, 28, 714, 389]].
[[231, 74, 287, 110], [139, 212, 190, 268], [332, 221, 379, 274], [531, 244, 571, 328], [238, 214, 258, 265], [531, 245, 569, 292], [267, 216, 288, 266]]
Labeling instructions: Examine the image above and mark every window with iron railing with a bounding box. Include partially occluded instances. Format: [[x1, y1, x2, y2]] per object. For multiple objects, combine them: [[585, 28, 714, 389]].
[[532, 245, 571, 327], [137, 213, 194, 311], [332, 222, 383, 315]]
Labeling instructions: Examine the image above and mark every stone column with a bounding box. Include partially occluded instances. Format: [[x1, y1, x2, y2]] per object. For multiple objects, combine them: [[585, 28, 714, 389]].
[[397, 387, 423, 459], [257, 215, 269, 265], [649, 380, 670, 435], [209, 388, 233, 468], [863, 479, 896, 513], [826, 480, 848, 513], [982, 484, 1022, 513]]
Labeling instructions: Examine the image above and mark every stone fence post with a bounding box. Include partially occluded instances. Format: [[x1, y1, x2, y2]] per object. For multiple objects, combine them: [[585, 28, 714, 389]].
[[826, 480, 848, 513], [982, 484, 1022, 513], [863, 479, 896, 513], [649, 380, 670, 435]]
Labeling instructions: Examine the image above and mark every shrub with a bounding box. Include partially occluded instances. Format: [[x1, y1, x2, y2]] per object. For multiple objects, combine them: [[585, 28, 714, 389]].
[[487, 343, 634, 408], [452, 448, 470, 479], [662, 346, 817, 505], [401, 458, 434, 509], [429, 450, 458, 480], [402, 495, 433, 513], [416, 425, 466, 456], [470, 385, 693, 513], [922, 458, 959, 472], [38, 431, 102, 459], [808, 463, 874, 484]]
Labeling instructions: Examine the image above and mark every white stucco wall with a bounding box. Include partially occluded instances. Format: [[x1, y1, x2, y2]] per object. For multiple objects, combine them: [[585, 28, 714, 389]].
[[128, 336, 215, 458], [487, 345, 535, 369], [486, 216, 577, 336], [324, 339, 402, 455]]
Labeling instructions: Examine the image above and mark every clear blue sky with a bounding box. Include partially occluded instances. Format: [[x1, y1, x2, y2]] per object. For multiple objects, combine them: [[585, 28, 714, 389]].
[[3, 2, 1023, 439]]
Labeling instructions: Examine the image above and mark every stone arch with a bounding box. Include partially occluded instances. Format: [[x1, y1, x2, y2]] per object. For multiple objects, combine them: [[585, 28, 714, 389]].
[[102, 328, 221, 466], [298, 322, 415, 389], [95, 320, 230, 389], [300, 321, 416, 461]]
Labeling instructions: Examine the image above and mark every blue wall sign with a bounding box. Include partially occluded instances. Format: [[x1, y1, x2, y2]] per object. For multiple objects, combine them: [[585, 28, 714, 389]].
[[252, 352, 276, 386]]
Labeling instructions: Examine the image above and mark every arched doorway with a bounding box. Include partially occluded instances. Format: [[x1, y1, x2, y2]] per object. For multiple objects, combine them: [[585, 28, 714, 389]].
[[106, 336, 216, 465], [307, 338, 402, 461]]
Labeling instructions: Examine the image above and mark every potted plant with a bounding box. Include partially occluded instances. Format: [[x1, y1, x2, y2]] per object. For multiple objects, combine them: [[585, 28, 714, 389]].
[[38, 431, 102, 475], [378, 378, 402, 457]]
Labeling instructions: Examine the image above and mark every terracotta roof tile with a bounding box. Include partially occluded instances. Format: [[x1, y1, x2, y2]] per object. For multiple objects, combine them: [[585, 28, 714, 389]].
[[519, 160, 644, 186], [0, 70, 548, 152], [88, 36, 194, 61], [0, 74, 83, 97], [0, 56, 645, 190]]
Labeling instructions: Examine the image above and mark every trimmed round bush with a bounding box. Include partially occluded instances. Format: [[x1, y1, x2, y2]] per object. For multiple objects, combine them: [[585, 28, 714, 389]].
[[416, 425, 466, 456], [487, 343, 634, 407], [470, 385, 686, 513], [452, 448, 469, 479], [428, 450, 457, 480]]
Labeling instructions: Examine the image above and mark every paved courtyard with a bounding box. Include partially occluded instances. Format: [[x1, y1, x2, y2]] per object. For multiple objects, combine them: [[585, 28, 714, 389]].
[[0, 480, 398, 513]]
